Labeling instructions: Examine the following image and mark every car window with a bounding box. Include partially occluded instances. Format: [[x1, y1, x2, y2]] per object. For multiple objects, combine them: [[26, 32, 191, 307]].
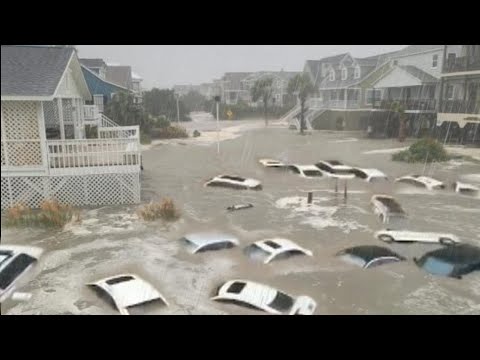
[[420, 257, 456, 276], [0, 254, 37, 290], [268, 291, 294, 312], [0, 251, 13, 267], [220, 175, 245, 182], [315, 163, 332, 172], [197, 242, 235, 253], [288, 166, 300, 174], [352, 169, 368, 179], [366, 257, 402, 268], [106, 276, 135, 285], [264, 241, 281, 249], [244, 244, 271, 261], [304, 170, 323, 177], [227, 282, 246, 294]]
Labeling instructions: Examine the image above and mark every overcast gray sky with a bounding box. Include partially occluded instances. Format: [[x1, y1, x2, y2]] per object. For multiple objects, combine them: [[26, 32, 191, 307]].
[[77, 45, 406, 89]]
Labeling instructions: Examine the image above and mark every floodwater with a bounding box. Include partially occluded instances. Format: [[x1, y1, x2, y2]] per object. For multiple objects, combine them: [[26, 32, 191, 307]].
[[2, 112, 480, 315]]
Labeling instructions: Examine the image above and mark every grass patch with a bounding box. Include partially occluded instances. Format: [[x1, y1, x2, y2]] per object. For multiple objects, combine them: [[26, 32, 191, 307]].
[[392, 138, 450, 163], [4, 200, 80, 228], [137, 198, 180, 222]]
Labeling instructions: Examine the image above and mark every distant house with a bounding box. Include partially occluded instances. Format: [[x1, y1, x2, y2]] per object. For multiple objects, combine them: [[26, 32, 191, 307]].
[[106, 65, 133, 91], [79, 58, 107, 79], [131, 72, 143, 104], [220, 72, 252, 105], [1, 46, 141, 210], [437, 45, 480, 144]]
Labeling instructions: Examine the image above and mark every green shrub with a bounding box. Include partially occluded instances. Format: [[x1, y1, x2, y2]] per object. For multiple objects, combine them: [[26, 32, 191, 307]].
[[392, 138, 449, 163], [140, 132, 152, 145], [151, 126, 189, 139]]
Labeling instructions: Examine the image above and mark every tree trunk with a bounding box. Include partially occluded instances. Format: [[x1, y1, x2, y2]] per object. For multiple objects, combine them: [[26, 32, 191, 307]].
[[398, 116, 406, 142], [264, 98, 268, 127]]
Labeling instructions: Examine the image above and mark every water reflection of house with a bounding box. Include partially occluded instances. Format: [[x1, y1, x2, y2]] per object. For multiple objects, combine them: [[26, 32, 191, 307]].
[[437, 45, 480, 144], [1, 46, 141, 210]]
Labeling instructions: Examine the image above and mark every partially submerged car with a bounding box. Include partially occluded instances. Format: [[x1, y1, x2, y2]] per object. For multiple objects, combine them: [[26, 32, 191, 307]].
[[375, 229, 460, 245], [453, 181, 479, 195], [288, 165, 325, 178], [258, 158, 288, 168], [87, 274, 168, 315], [205, 175, 262, 190], [414, 244, 480, 279], [211, 279, 316, 315], [180, 233, 239, 254], [350, 168, 388, 183], [314, 160, 355, 179], [336, 245, 406, 269], [0, 245, 43, 303], [371, 195, 407, 223], [395, 175, 445, 190], [244, 238, 313, 264]]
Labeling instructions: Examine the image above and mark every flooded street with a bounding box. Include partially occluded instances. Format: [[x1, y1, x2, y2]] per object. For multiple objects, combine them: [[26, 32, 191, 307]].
[[2, 113, 480, 315]]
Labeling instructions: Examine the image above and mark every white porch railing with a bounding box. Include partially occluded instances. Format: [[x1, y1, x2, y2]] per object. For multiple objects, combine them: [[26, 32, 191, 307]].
[[101, 114, 119, 128], [46, 138, 140, 174], [98, 125, 139, 139]]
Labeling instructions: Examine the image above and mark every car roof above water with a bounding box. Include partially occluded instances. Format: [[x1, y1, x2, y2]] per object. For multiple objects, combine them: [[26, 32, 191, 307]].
[[183, 233, 239, 248]]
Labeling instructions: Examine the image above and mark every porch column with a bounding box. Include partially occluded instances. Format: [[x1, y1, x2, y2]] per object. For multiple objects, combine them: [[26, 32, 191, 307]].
[[57, 98, 65, 140], [344, 89, 348, 109]]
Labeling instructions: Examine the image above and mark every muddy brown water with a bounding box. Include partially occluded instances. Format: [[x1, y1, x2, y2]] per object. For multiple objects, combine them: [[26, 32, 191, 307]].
[[2, 117, 480, 315]]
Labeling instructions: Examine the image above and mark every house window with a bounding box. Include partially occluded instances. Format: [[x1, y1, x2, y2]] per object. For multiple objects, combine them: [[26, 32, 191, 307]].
[[329, 70, 335, 81], [445, 85, 454, 100], [432, 54, 438, 68], [354, 66, 361, 79], [341, 67, 347, 80], [366, 89, 382, 105]]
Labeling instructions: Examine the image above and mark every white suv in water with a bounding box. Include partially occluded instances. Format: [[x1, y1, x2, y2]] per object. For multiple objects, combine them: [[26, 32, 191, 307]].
[[374, 230, 460, 245], [211, 279, 316, 315]]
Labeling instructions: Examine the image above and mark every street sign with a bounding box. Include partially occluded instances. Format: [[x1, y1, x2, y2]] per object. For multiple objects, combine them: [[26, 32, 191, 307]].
[[226, 110, 233, 119]]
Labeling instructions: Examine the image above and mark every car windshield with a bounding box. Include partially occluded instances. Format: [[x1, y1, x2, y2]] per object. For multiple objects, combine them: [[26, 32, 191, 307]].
[[244, 244, 271, 261], [106, 275, 135, 285], [420, 257, 456, 276], [303, 170, 322, 177], [268, 291, 294, 312], [0, 254, 37, 290], [339, 254, 366, 268], [180, 237, 198, 253]]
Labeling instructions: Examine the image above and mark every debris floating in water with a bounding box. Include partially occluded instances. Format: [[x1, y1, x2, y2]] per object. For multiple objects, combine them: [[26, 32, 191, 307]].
[[227, 203, 254, 212]]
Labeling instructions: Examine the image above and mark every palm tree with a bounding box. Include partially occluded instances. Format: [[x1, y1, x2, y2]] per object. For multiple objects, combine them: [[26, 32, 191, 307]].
[[287, 74, 315, 135], [251, 77, 274, 126]]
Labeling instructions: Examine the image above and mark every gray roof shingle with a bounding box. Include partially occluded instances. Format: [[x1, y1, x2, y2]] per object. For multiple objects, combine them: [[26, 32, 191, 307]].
[[398, 65, 439, 83], [1, 45, 74, 97], [79, 58, 106, 68], [393, 45, 443, 57], [106, 65, 132, 89]]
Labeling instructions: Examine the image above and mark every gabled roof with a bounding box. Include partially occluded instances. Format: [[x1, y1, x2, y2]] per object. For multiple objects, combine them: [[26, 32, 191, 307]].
[[106, 65, 133, 89], [81, 65, 130, 92], [398, 65, 439, 83], [393, 45, 443, 58], [1, 45, 75, 98], [79, 58, 106, 68]]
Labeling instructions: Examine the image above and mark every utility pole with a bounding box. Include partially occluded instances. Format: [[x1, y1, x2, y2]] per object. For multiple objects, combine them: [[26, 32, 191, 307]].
[[176, 94, 180, 124], [214, 95, 221, 154]]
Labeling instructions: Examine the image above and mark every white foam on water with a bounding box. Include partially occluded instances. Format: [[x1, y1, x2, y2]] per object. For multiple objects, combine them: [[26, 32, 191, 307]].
[[363, 147, 408, 155], [460, 174, 480, 183]]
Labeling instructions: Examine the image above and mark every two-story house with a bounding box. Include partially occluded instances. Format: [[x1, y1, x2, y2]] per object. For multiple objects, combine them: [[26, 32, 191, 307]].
[[436, 45, 480, 144]]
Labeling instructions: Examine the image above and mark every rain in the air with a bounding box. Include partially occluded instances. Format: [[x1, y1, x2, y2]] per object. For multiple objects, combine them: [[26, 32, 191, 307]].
[[1, 45, 479, 315]]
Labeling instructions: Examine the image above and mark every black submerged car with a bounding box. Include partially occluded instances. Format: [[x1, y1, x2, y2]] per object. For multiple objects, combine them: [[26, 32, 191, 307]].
[[336, 245, 406, 269], [414, 244, 480, 279]]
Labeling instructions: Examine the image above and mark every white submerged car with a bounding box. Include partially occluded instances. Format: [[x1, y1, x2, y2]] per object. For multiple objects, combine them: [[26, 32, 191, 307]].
[[212, 279, 316, 315], [258, 158, 288, 168], [351, 168, 388, 183], [244, 238, 313, 264], [0, 245, 43, 303], [88, 274, 168, 315], [180, 233, 239, 254], [288, 165, 325, 178], [375, 229, 460, 245], [314, 160, 355, 179], [453, 181, 479, 195], [395, 175, 445, 190], [371, 194, 407, 223], [205, 175, 262, 190]]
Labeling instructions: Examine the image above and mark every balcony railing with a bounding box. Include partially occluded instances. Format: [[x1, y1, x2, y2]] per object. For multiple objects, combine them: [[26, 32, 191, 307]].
[[373, 99, 437, 111], [307, 98, 360, 109], [439, 100, 480, 114], [46, 137, 140, 175], [443, 57, 480, 73]]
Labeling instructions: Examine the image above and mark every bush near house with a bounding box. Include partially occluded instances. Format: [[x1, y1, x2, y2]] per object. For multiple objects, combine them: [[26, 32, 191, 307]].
[[150, 125, 189, 139], [4, 200, 80, 228], [205, 99, 296, 120], [137, 198, 180, 222], [392, 138, 450, 163]]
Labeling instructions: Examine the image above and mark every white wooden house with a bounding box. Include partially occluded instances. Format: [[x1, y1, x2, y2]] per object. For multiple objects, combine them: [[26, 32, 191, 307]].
[[1, 45, 141, 210]]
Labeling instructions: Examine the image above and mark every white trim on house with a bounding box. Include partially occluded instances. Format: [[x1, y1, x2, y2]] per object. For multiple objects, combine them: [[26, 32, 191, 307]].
[[441, 70, 480, 77], [1, 95, 54, 101], [52, 52, 91, 101]]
